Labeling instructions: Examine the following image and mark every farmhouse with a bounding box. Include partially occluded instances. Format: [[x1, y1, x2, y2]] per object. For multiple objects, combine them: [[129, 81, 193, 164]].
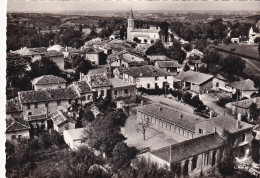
[[123, 65, 175, 89], [212, 74, 228, 92], [31, 75, 67, 91], [6, 117, 30, 141], [155, 61, 182, 74], [174, 71, 214, 94], [109, 78, 137, 104], [51, 110, 76, 134], [227, 79, 258, 98]]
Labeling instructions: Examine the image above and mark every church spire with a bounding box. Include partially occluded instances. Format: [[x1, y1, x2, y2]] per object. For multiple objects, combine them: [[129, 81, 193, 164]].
[[129, 8, 134, 19]]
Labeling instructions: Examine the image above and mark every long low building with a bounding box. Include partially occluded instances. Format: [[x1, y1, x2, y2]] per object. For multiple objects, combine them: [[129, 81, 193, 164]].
[[144, 133, 225, 176], [137, 103, 205, 141]]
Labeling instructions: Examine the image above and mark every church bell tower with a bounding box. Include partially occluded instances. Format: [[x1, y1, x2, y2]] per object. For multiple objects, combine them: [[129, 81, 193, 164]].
[[127, 8, 135, 41]]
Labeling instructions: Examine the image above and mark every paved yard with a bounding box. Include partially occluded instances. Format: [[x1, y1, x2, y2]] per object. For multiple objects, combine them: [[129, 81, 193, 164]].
[[121, 115, 178, 150]]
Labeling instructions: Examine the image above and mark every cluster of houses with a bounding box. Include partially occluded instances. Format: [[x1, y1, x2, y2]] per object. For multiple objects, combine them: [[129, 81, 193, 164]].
[[6, 9, 260, 177]]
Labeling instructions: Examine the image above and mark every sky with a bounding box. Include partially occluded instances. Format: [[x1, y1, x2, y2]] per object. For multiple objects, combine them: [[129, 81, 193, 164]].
[[6, 0, 260, 13]]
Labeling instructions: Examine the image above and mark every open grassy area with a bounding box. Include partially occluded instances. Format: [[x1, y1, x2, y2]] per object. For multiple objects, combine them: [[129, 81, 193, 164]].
[[214, 44, 259, 60]]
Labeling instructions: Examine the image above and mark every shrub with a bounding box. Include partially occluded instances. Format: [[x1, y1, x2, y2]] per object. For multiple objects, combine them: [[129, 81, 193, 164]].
[[217, 97, 232, 107]]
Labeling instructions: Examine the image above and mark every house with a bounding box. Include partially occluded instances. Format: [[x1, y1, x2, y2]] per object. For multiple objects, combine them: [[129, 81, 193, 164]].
[[18, 86, 80, 130], [137, 103, 205, 142], [228, 97, 260, 118], [81, 73, 112, 100], [31, 75, 67, 91], [6, 98, 22, 120], [108, 50, 147, 68], [212, 74, 228, 91], [123, 65, 175, 89], [109, 78, 137, 104], [195, 114, 254, 158], [69, 81, 93, 105], [144, 133, 224, 176], [227, 79, 258, 98], [248, 27, 260, 44], [10, 47, 47, 62], [63, 128, 87, 150], [51, 110, 76, 134], [174, 71, 214, 94], [43, 50, 65, 70], [155, 61, 182, 74], [231, 38, 240, 43], [146, 55, 171, 64], [83, 47, 103, 66], [87, 64, 111, 78], [6, 117, 30, 141]]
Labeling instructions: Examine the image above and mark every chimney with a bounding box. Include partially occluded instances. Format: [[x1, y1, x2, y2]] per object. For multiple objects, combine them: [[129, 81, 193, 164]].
[[238, 113, 242, 121], [253, 98, 257, 104], [141, 100, 143, 106], [140, 72, 143, 77], [214, 127, 217, 133], [210, 110, 213, 119]]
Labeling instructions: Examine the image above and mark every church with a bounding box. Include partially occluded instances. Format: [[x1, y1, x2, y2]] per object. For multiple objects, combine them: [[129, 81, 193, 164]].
[[127, 9, 161, 44]]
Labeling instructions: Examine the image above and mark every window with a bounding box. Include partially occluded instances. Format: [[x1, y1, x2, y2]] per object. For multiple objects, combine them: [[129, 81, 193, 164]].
[[34, 103, 38, 108], [69, 99, 72, 104], [165, 76, 167, 79], [155, 76, 158, 80], [216, 82, 219, 87], [75, 99, 78, 104], [65, 127, 69, 130], [18, 135, 22, 140], [41, 120, 44, 123], [81, 140, 86, 144], [11, 135, 16, 140], [124, 89, 128, 94], [147, 83, 150, 89], [87, 95, 91, 100], [27, 104, 30, 109], [199, 128, 204, 134], [101, 90, 104, 96], [242, 134, 246, 142], [45, 103, 48, 107], [81, 96, 86, 101], [114, 90, 117, 96], [28, 112, 32, 115], [57, 100, 61, 106]]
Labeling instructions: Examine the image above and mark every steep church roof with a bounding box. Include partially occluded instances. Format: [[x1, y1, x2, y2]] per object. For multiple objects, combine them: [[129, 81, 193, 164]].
[[129, 8, 134, 19]]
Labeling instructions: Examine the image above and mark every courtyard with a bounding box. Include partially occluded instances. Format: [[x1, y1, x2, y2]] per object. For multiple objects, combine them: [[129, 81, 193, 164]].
[[121, 115, 178, 150]]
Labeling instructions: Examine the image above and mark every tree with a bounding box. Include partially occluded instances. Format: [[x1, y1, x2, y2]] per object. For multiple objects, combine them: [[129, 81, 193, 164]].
[[137, 119, 150, 140], [112, 142, 137, 171], [183, 63, 190, 71], [249, 103, 260, 122], [254, 37, 260, 43], [146, 40, 167, 56], [220, 55, 246, 75], [258, 43, 260, 56], [182, 92, 192, 104]]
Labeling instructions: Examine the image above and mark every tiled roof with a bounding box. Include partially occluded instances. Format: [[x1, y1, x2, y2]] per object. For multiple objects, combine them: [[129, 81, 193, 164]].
[[137, 103, 204, 131], [215, 74, 227, 81], [123, 65, 174, 78], [6, 98, 22, 113], [109, 78, 136, 88], [63, 128, 86, 140], [228, 79, 257, 91], [31, 75, 67, 85], [89, 74, 112, 88], [18, 87, 79, 104], [11, 47, 47, 56], [6, 117, 30, 132], [43, 50, 64, 57], [73, 81, 91, 93], [151, 133, 224, 163], [147, 55, 171, 62], [156, 61, 182, 68], [197, 115, 253, 133], [83, 47, 101, 54], [88, 65, 110, 75], [51, 111, 76, 126], [175, 71, 214, 85]]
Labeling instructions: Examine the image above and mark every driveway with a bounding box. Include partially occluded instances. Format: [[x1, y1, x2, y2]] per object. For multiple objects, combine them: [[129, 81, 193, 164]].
[[200, 94, 232, 117]]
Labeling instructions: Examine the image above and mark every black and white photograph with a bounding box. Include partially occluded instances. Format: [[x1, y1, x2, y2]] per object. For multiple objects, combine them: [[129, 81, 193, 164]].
[[2, 0, 260, 177]]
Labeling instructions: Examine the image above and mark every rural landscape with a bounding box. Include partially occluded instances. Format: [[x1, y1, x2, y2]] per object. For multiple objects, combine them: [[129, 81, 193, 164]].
[[5, 1, 260, 178]]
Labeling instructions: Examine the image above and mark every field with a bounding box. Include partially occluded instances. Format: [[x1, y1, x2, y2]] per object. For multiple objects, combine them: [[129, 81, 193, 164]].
[[214, 43, 259, 60]]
